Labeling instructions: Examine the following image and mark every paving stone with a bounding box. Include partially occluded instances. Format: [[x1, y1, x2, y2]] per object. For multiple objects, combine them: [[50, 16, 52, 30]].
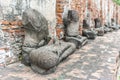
[[4, 76, 23, 80], [0, 30, 120, 80]]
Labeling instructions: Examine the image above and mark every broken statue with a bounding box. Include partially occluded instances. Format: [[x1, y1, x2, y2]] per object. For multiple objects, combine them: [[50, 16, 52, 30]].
[[63, 10, 87, 48], [82, 18, 97, 39], [22, 8, 76, 74], [110, 18, 119, 30], [94, 18, 104, 36]]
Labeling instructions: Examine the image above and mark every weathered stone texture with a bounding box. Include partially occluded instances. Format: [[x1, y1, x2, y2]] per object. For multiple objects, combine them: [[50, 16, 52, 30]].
[[0, 20, 24, 66]]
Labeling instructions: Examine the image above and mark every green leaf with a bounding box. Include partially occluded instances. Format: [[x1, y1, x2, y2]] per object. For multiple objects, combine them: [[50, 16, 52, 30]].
[[113, 0, 120, 5]]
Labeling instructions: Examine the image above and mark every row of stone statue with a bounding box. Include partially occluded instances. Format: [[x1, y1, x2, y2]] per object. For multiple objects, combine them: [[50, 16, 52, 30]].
[[21, 8, 120, 74], [82, 16, 120, 39]]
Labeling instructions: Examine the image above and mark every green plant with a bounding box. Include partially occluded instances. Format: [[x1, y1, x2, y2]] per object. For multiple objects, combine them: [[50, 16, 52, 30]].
[[113, 0, 120, 5]]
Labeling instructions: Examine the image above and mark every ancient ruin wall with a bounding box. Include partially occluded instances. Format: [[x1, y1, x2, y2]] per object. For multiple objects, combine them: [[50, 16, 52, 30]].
[[0, 0, 120, 66], [56, 0, 120, 33], [0, 0, 56, 66], [0, 0, 56, 37]]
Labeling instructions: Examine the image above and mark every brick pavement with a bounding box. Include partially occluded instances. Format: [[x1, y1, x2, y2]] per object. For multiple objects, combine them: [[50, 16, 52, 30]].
[[0, 30, 120, 80]]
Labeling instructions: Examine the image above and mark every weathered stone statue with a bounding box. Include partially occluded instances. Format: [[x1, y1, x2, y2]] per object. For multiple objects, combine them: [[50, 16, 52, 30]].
[[83, 18, 90, 29], [94, 18, 101, 28], [22, 8, 76, 74], [110, 18, 119, 30], [21, 8, 50, 66], [82, 18, 97, 39], [63, 10, 87, 48], [94, 18, 104, 36], [103, 23, 113, 33], [30, 41, 76, 74]]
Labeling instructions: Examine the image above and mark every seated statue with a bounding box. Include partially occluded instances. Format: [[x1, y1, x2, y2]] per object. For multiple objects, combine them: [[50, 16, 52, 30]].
[[94, 18, 101, 28], [63, 10, 87, 48], [30, 40, 76, 74], [82, 18, 97, 39], [21, 8, 50, 66], [94, 18, 104, 36], [104, 19, 120, 33], [21, 8, 76, 74], [104, 23, 113, 33], [110, 18, 119, 30]]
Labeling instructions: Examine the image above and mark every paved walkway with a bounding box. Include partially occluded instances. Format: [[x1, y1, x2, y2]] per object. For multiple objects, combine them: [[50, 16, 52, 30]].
[[0, 30, 120, 80]]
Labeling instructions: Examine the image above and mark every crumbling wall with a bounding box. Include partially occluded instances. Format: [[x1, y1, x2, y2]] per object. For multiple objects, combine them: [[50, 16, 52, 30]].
[[56, 0, 120, 33], [0, 0, 25, 66], [0, 0, 56, 66]]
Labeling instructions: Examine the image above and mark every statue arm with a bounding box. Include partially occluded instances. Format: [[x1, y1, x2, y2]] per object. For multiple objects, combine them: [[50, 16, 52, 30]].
[[38, 40, 45, 47]]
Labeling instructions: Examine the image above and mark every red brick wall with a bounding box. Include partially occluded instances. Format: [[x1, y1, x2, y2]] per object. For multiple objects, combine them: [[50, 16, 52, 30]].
[[56, 0, 66, 24], [0, 20, 24, 65], [56, 0, 120, 34]]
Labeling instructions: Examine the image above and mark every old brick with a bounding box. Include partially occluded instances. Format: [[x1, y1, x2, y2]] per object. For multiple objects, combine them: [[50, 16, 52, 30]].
[[56, 7, 64, 13], [56, 28, 64, 39], [1, 20, 10, 25], [10, 21, 22, 26]]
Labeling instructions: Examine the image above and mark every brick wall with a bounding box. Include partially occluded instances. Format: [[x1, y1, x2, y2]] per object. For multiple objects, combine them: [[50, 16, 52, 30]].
[[0, 20, 24, 66], [56, 0, 67, 24], [56, 0, 120, 34]]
